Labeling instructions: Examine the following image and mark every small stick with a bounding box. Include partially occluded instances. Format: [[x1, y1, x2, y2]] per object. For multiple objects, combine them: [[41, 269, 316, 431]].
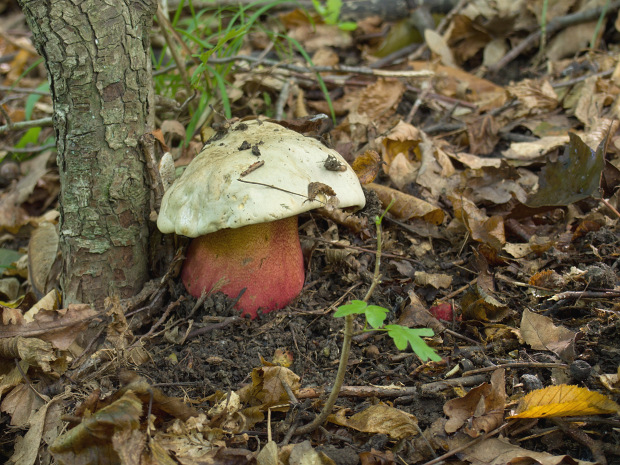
[[462, 362, 568, 377]]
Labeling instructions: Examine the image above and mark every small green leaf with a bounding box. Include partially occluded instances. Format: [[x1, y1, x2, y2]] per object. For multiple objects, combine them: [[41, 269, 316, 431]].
[[365, 305, 388, 329], [0, 249, 23, 270], [334, 300, 367, 317], [338, 22, 357, 31], [384, 325, 441, 362]]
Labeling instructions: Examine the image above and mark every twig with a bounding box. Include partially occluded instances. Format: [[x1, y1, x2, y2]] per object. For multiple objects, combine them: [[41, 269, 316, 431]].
[[489, 1, 620, 73], [139, 298, 183, 341], [206, 54, 433, 78], [0, 85, 50, 95], [600, 197, 620, 219], [550, 289, 620, 300], [294, 207, 387, 435], [274, 79, 292, 120], [296, 375, 488, 399], [155, 7, 192, 95], [462, 362, 568, 377], [0, 116, 53, 135], [0, 142, 56, 153], [551, 418, 608, 465], [421, 422, 512, 465]]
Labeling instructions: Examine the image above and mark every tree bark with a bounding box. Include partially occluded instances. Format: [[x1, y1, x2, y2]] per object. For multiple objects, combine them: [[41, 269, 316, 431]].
[[17, 0, 156, 306]]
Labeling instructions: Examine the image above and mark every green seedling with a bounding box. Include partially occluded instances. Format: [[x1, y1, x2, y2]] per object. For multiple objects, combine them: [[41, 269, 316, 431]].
[[334, 300, 441, 362], [311, 0, 357, 31]]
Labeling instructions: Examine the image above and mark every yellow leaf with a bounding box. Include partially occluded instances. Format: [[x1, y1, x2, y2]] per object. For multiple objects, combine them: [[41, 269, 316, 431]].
[[509, 384, 620, 419]]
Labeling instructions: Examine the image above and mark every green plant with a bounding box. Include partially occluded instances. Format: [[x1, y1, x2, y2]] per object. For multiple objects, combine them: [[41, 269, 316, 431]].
[[311, 0, 357, 31], [295, 201, 440, 436], [334, 300, 441, 362], [153, 0, 338, 145]]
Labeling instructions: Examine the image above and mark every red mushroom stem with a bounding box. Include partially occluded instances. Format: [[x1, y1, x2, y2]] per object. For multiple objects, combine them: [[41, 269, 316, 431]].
[[181, 216, 305, 318]]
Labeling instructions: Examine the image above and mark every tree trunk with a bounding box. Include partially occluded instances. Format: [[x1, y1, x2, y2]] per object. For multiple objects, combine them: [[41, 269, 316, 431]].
[[17, 0, 156, 307]]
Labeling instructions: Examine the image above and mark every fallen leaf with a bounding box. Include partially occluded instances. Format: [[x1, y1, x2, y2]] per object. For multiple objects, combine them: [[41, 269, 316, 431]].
[[351, 150, 383, 184], [444, 369, 506, 438], [526, 132, 605, 207], [510, 384, 620, 418], [366, 183, 444, 224], [328, 403, 419, 440], [520, 309, 577, 362], [462, 437, 595, 465]]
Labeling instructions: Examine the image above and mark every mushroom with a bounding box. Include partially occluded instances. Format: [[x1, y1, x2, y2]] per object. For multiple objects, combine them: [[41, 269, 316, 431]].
[[157, 119, 366, 318]]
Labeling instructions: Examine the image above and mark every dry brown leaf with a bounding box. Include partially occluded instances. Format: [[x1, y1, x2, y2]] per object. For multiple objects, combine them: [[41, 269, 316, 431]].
[[414, 272, 453, 289], [507, 79, 559, 117], [444, 369, 506, 438], [28, 222, 59, 299], [328, 403, 419, 440], [366, 183, 444, 225], [448, 151, 502, 169], [378, 120, 421, 169], [2, 303, 97, 352], [349, 78, 405, 127], [351, 150, 383, 184], [241, 366, 300, 408], [424, 29, 455, 67], [449, 194, 505, 250], [409, 61, 507, 111], [510, 384, 620, 418], [398, 290, 444, 333], [462, 437, 595, 465], [460, 284, 510, 322], [50, 391, 143, 464], [501, 135, 569, 162], [520, 309, 577, 362]]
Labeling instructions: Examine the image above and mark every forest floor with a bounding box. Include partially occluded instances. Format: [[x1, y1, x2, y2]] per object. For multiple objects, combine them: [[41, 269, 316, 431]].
[[1, 0, 620, 464]]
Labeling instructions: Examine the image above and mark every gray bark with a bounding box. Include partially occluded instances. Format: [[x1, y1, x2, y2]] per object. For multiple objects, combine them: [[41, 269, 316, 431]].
[[17, 0, 157, 307]]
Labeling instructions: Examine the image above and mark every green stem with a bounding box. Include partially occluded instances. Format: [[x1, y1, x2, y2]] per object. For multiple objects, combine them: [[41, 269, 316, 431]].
[[294, 208, 386, 435]]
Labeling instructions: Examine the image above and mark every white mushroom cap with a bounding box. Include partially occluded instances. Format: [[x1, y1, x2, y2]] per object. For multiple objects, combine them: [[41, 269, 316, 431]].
[[157, 119, 366, 237]]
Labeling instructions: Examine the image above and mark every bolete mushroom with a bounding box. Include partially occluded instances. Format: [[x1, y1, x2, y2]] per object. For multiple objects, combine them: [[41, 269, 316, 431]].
[[157, 119, 366, 318]]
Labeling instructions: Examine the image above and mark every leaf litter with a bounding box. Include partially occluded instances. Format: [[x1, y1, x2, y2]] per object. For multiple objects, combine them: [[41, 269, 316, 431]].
[[1, 0, 620, 464]]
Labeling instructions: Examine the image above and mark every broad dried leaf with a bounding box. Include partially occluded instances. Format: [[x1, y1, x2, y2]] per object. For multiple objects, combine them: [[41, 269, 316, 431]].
[[520, 309, 577, 362], [461, 284, 510, 322], [248, 366, 300, 407], [526, 132, 605, 207], [414, 272, 452, 289], [328, 403, 419, 440], [3, 303, 96, 352], [449, 194, 505, 250], [409, 62, 507, 111], [444, 369, 506, 438], [510, 384, 620, 418], [50, 392, 142, 464], [507, 79, 559, 117], [379, 121, 421, 169], [351, 150, 383, 184], [501, 135, 568, 162], [366, 183, 444, 225], [462, 437, 595, 465], [28, 222, 59, 298]]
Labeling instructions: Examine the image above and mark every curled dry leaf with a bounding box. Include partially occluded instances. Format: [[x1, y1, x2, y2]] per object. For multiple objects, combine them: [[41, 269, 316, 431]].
[[351, 150, 383, 184], [461, 284, 510, 322], [444, 369, 506, 438], [449, 194, 505, 250], [366, 183, 444, 225]]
